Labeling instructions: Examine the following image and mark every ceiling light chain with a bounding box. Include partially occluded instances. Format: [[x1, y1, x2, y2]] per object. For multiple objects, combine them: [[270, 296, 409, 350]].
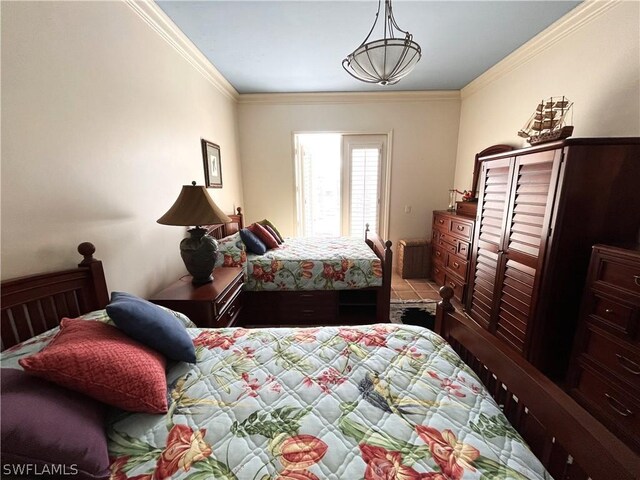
[[343, 0, 421, 86]]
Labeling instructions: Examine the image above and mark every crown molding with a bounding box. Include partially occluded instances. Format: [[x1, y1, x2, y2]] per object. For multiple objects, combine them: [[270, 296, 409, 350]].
[[124, 0, 239, 102], [461, 0, 620, 99], [238, 90, 460, 106]]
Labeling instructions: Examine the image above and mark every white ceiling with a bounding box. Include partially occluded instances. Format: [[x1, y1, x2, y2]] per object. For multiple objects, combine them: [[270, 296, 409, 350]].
[[157, 0, 581, 94]]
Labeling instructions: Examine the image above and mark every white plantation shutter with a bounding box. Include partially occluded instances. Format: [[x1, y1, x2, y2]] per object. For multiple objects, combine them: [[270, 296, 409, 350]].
[[349, 147, 380, 237], [294, 133, 388, 238]]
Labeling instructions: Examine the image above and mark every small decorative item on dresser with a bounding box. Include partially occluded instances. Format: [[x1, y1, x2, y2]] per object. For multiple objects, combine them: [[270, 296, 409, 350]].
[[149, 266, 244, 328], [518, 96, 574, 145], [201, 139, 223, 188], [567, 244, 640, 453]]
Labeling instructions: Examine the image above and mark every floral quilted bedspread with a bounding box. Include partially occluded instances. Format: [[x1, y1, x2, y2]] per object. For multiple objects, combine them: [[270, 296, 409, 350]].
[[2, 321, 550, 480], [245, 237, 383, 291]]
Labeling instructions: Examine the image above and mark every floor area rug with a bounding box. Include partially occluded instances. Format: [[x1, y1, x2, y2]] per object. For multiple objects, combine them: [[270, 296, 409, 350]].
[[389, 300, 437, 330]]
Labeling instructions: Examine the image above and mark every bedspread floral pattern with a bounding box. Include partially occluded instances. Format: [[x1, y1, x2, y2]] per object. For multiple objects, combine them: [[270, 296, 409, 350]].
[[244, 237, 383, 291], [2, 321, 550, 480]]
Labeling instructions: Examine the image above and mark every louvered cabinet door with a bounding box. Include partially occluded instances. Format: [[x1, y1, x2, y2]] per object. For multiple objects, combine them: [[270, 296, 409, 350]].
[[495, 149, 562, 354], [467, 158, 513, 329]]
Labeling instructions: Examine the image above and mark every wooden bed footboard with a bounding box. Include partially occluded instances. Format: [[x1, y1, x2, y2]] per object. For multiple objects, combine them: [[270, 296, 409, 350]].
[[1, 242, 109, 351], [365, 225, 392, 323], [435, 286, 639, 480]]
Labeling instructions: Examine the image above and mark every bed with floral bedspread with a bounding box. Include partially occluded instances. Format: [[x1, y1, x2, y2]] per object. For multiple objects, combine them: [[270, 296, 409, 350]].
[[218, 235, 384, 291], [2, 318, 550, 480]]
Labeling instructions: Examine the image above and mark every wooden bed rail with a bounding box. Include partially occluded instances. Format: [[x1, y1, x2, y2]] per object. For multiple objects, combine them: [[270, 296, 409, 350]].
[[436, 286, 640, 480], [365, 225, 392, 323]]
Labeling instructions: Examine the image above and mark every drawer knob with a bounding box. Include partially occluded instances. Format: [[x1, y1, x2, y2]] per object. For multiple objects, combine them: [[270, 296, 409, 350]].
[[448, 281, 457, 288], [635, 275, 640, 286], [604, 308, 615, 314], [438, 220, 444, 224], [604, 393, 633, 417], [456, 225, 464, 231], [453, 262, 460, 268], [616, 354, 640, 375], [436, 251, 441, 257]]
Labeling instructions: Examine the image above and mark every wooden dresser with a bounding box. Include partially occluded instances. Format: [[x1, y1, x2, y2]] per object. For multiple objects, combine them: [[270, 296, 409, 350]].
[[465, 137, 640, 378], [431, 210, 475, 303], [567, 244, 640, 452]]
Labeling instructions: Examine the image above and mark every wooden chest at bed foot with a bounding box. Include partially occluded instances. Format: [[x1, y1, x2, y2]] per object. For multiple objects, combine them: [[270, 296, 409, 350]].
[[397, 239, 431, 279], [567, 244, 640, 453]]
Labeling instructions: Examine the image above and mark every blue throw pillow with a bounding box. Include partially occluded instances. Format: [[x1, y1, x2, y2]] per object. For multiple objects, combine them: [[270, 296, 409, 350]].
[[239, 228, 267, 255], [106, 292, 196, 363]]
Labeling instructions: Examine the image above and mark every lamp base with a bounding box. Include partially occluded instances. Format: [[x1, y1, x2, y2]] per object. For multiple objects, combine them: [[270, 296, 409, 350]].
[[179, 227, 218, 286]]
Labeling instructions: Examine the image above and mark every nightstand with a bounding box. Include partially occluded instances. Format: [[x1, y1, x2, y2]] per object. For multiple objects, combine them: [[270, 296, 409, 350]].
[[149, 267, 243, 328]]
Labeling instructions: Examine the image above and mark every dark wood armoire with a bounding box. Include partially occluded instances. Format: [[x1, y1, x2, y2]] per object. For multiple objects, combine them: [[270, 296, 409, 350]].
[[465, 137, 640, 379]]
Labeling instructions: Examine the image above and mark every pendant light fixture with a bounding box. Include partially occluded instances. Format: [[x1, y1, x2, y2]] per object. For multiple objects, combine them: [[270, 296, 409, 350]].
[[342, 0, 421, 86]]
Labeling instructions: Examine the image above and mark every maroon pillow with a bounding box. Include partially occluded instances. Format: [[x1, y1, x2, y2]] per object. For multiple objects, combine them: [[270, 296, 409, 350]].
[[1, 368, 110, 480], [19, 318, 168, 413], [264, 224, 283, 244], [248, 222, 279, 249]]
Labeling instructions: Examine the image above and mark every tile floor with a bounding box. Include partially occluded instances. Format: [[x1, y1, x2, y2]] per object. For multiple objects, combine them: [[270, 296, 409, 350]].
[[391, 273, 441, 301]]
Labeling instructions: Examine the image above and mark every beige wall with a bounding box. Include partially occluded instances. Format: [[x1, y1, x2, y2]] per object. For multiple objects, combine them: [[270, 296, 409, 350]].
[[1, 1, 243, 295], [453, 1, 640, 191], [237, 94, 461, 253]]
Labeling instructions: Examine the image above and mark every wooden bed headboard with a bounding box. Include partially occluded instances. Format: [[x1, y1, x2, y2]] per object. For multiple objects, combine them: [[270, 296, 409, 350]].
[[205, 206, 244, 239], [1, 242, 109, 351]]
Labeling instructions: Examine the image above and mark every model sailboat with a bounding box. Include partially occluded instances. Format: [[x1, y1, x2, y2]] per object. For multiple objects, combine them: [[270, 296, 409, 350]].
[[518, 96, 574, 145]]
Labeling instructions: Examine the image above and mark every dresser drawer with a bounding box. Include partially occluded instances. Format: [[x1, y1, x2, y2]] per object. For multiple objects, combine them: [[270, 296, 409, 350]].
[[437, 238, 457, 256], [433, 215, 450, 233], [432, 264, 445, 286], [589, 293, 637, 336], [583, 327, 640, 389], [574, 367, 640, 448], [597, 257, 640, 296], [450, 219, 473, 241], [432, 230, 440, 244], [432, 244, 446, 266], [444, 273, 465, 302], [446, 255, 468, 278], [456, 240, 470, 260], [439, 232, 458, 247]]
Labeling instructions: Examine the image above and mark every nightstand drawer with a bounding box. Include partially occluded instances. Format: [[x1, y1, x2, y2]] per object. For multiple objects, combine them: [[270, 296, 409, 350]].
[[149, 267, 244, 329], [214, 273, 243, 317], [216, 292, 242, 328]]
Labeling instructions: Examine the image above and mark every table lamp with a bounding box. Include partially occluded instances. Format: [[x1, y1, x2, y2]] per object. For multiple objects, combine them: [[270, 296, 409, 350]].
[[157, 182, 231, 285]]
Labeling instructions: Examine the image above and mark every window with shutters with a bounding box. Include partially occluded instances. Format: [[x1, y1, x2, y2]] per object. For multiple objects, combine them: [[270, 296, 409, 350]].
[[294, 133, 389, 238]]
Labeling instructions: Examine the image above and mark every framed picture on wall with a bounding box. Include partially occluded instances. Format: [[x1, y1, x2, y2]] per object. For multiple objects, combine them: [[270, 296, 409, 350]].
[[201, 139, 222, 188]]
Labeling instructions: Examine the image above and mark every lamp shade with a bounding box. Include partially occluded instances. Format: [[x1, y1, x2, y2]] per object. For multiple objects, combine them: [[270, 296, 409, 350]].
[[157, 182, 231, 227]]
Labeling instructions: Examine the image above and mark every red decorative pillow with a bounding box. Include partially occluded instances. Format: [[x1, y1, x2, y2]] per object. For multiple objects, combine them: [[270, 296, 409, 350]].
[[248, 222, 279, 249], [19, 318, 168, 414]]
